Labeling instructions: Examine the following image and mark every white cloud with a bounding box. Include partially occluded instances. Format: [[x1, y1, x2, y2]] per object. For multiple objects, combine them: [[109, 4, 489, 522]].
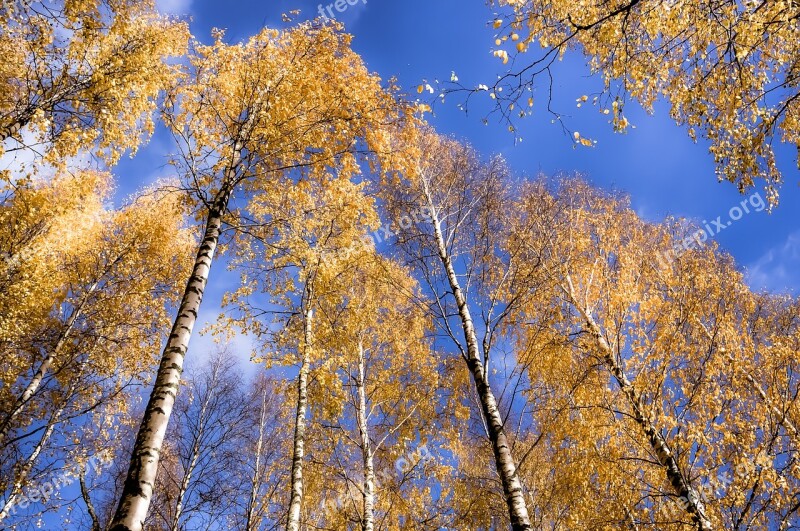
[[155, 0, 193, 15], [186, 307, 259, 375], [1, 129, 48, 182], [746, 230, 800, 294], [1, 128, 94, 183]]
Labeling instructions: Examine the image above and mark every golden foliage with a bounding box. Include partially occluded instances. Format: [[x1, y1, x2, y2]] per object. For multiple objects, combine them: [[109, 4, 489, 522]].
[[494, 0, 800, 201], [0, 0, 189, 165]]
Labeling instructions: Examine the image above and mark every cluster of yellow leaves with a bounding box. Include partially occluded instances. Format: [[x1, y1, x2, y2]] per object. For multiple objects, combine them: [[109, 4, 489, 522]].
[[316, 255, 444, 526], [504, 176, 799, 528], [494, 0, 800, 201], [0, 0, 188, 164], [0, 171, 110, 350], [169, 22, 402, 211], [0, 173, 194, 502], [381, 125, 798, 527]]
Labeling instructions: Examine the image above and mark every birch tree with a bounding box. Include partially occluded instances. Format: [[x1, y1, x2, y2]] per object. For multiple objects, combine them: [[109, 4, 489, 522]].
[[224, 169, 384, 531], [111, 22, 400, 530], [383, 129, 548, 530], [511, 177, 800, 528], [0, 184, 192, 528], [312, 252, 444, 530]]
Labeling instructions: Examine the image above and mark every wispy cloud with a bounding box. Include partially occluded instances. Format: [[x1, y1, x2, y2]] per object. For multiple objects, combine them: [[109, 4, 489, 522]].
[[156, 0, 193, 15], [1, 129, 93, 183], [746, 230, 800, 294], [188, 308, 259, 375]]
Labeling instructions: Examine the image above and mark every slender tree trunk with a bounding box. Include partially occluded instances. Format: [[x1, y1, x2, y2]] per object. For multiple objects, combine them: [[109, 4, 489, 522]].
[[287, 285, 313, 531], [564, 277, 713, 531], [170, 387, 213, 531], [109, 170, 238, 531], [1, 84, 86, 143], [80, 465, 102, 531], [245, 386, 270, 531], [0, 110, 34, 143], [0, 281, 98, 445], [623, 505, 640, 531], [425, 193, 532, 530], [355, 340, 376, 531], [728, 356, 799, 438], [0, 379, 73, 523]]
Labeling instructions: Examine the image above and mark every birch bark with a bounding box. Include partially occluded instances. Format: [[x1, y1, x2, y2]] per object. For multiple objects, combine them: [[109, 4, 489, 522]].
[[355, 340, 376, 531], [109, 151, 241, 530], [423, 184, 533, 530], [564, 276, 713, 531], [287, 283, 314, 531]]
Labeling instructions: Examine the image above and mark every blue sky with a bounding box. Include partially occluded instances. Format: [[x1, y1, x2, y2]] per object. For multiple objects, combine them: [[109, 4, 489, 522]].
[[114, 0, 800, 363], [7, 2, 800, 525], [132, 0, 800, 293]]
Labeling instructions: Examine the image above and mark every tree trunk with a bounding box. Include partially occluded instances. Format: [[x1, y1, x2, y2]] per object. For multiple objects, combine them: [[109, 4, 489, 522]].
[[245, 385, 270, 531], [355, 340, 376, 531], [286, 284, 313, 531], [0, 280, 98, 446], [170, 386, 214, 531], [564, 277, 713, 531], [0, 83, 87, 143], [0, 378, 73, 523], [425, 195, 532, 530], [0, 110, 34, 143], [109, 173, 237, 531], [80, 465, 102, 531]]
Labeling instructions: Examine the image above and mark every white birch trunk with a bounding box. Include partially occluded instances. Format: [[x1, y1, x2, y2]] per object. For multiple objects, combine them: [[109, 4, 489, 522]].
[[0, 380, 72, 523], [0, 280, 99, 445], [355, 340, 375, 531], [0, 108, 34, 142], [245, 385, 270, 531], [80, 465, 102, 531], [109, 168, 239, 531], [564, 277, 713, 531], [286, 284, 313, 531], [424, 190, 532, 530]]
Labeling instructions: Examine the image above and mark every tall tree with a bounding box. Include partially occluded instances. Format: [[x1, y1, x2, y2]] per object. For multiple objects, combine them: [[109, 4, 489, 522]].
[[384, 129, 547, 530], [224, 170, 384, 531], [510, 177, 800, 529], [110, 22, 400, 530], [313, 252, 443, 530], [0, 182, 193, 527]]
